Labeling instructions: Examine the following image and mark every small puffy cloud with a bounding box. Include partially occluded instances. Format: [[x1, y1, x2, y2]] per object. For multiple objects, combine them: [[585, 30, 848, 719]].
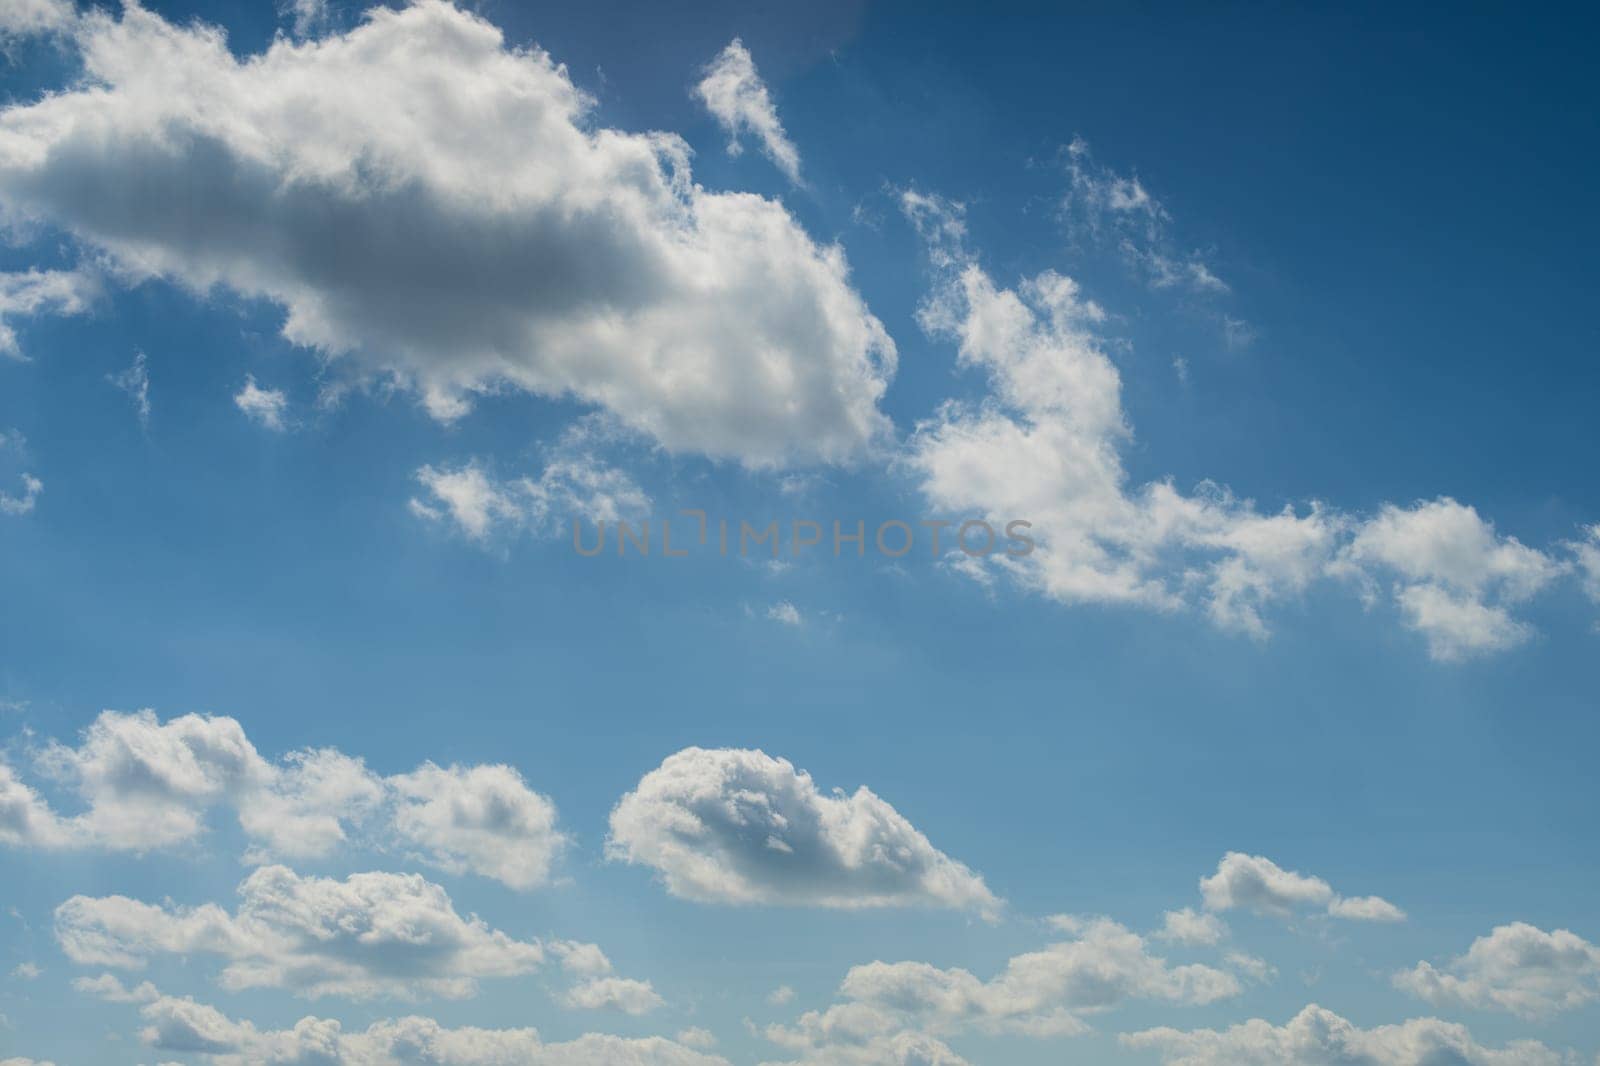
[[0, 2, 893, 467], [1394, 921, 1600, 1020], [9, 962, 40, 980], [561, 977, 665, 1015], [694, 39, 802, 184], [607, 747, 998, 915], [677, 1027, 717, 1050], [1199, 852, 1404, 923], [1328, 895, 1407, 922], [766, 601, 802, 626], [389, 763, 567, 892], [1154, 907, 1227, 947], [233, 377, 289, 431], [764, 918, 1237, 1061], [1337, 499, 1564, 660], [1122, 1003, 1567, 1066], [55, 865, 543, 1000], [5, 709, 565, 890], [768, 985, 796, 1006], [73, 972, 159, 1003]]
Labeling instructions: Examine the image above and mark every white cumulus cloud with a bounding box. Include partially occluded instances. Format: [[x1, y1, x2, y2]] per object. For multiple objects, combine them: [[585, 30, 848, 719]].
[[1199, 852, 1404, 923], [607, 747, 998, 915], [1394, 921, 1600, 1020], [55, 865, 543, 1000], [0, 2, 893, 467], [4, 709, 567, 889]]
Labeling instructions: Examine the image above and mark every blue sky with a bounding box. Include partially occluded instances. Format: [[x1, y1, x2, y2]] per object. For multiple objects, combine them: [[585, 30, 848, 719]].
[[1, 2, 1598, 1064]]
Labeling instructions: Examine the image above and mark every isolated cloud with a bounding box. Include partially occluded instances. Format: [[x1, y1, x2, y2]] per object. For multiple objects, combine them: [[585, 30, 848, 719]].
[[0, 2, 893, 466], [4, 709, 566, 889], [1199, 852, 1404, 923], [107, 350, 150, 425], [233, 376, 289, 431], [608, 747, 998, 914], [1060, 137, 1228, 298], [55, 865, 543, 1000], [410, 421, 649, 541], [694, 39, 802, 184], [1122, 1004, 1567, 1066], [763, 918, 1236, 1062], [560, 977, 665, 1015], [1394, 922, 1600, 1020], [766, 601, 802, 626]]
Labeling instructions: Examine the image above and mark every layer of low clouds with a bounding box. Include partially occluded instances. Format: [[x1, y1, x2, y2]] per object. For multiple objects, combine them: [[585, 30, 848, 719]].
[[1, 709, 566, 889], [1122, 1004, 1568, 1066], [55, 865, 544, 999], [82, 982, 725, 1065], [0, 2, 892, 466], [607, 747, 998, 915], [694, 39, 803, 185], [762, 918, 1238, 1061]]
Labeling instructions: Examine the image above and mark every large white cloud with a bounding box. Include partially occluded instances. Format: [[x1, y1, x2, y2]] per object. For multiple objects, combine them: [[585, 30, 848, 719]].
[[1122, 1004, 1567, 1066], [607, 747, 998, 915], [4, 709, 566, 889], [694, 39, 802, 185], [1199, 852, 1404, 923], [0, 1, 894, 466], [1394, 921, 1600, 1020], [55, 865, 543, 1000]]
